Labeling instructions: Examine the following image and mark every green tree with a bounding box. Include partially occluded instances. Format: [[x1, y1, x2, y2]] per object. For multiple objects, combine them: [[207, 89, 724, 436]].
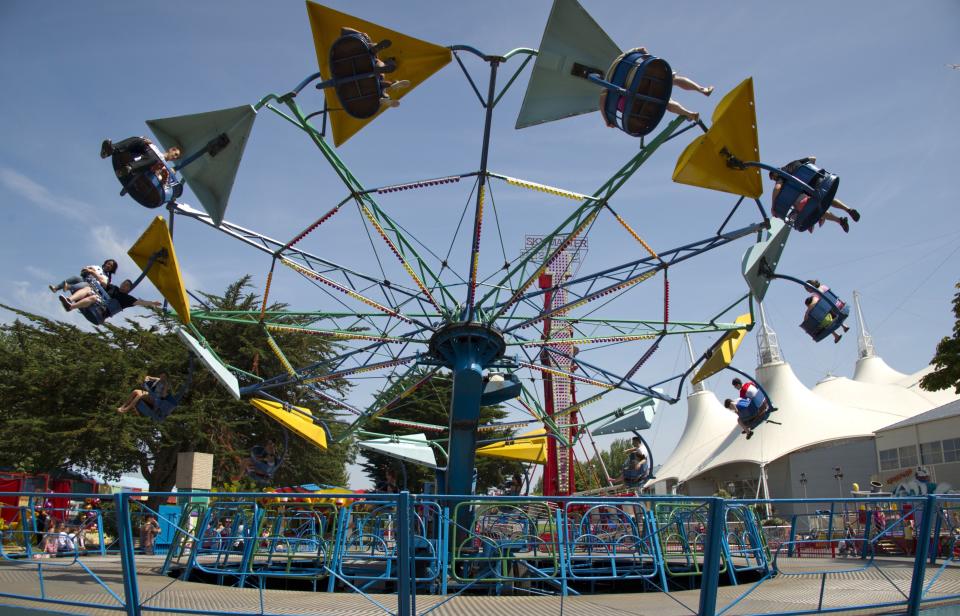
[[0, 277, 352, 509], [573, 437, 631, 492], [921, 283, 960, 394], [530, 436, 633, 494], [357, 372, 524, 494]]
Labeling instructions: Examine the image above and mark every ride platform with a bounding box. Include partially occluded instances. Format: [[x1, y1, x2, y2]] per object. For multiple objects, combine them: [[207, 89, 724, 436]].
[[2, 554, 959, 615]]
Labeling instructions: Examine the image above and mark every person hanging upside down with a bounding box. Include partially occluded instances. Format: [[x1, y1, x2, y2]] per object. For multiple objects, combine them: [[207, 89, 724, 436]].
[[338, 27, 410, 110], [600, 46, 713, 125], [150, 147, 181, 185], [117, 374, 171, 414], [101, 137, 182, 184], [803, 280, 850, 343], [59, 279, 160, 316], [770, 157, 860, 233]]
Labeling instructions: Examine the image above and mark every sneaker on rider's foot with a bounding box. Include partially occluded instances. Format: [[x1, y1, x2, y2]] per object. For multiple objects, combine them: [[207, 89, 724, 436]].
[[100, 139, 113, 159], [383, 80, 410, 94]]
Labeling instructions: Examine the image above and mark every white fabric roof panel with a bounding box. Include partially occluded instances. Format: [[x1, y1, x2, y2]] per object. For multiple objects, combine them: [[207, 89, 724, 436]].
[[686, 360, 926, 480], [852, 356, 908, 385], [812, 374, 945, 416], [646, 390, 737, 486]]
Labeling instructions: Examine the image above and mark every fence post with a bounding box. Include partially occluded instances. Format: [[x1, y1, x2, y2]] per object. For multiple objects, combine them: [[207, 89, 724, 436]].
[[929, 505, 943, 566], [396, 491, 412, 616], [698, 497, 726, 616], [97, 509, 107, 556], [114, 493, 142, 616], [906, 495, 937, 616], [787, 514, 797, 557], [861, 511, 872, 560]]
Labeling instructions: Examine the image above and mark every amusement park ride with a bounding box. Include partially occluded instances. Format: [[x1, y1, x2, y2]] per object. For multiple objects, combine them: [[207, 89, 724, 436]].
[[100, 0, 852, 499]]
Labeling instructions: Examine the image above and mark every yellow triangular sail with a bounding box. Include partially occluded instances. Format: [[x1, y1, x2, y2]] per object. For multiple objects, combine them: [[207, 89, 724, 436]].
[[127, 216, 191, 324], [477, 428, 548, 465], [692, 313, 754, 385], [251, 398, 329, 449], [306, 2, 452, 147], [673, 78, 762, 198]]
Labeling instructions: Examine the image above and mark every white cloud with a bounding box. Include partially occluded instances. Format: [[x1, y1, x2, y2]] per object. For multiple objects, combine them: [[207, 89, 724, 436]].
[[0, 280, 93, 329], [0, 166, 94, 221], [24, 265, 54, 283], [91, 225, 138, 280]]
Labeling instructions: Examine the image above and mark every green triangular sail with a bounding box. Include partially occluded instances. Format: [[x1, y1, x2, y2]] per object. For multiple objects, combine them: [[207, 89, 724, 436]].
[[358, 433, 439, 469], [741, 218, 792, 303], [174, 326, 241, 400], [146, 105, 257, 226], [592, 397, 659, 436], [516, 0, 622, 129]]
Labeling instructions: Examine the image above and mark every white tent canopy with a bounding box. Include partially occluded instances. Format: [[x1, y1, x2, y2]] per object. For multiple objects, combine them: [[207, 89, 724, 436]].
[[646, 390, 737, 488], [688, 359, 926, 479], [648, 295, 960, 493]]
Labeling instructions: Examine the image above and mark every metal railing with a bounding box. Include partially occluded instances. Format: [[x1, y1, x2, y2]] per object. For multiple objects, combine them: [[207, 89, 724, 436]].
[[0, 491, 957, 616]]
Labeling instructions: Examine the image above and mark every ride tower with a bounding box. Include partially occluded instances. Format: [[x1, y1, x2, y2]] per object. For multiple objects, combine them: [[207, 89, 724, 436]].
[[526, 234, 588, 496]]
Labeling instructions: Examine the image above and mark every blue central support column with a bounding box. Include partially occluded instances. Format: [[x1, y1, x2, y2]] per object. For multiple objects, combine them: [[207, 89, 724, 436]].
[[447, 348, 485, 497], [428, 322, 507, 541], [429, 322, 507, 497]]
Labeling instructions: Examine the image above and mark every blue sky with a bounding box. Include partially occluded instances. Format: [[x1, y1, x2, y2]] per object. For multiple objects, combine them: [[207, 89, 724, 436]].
[[1, 1, 958, 490]]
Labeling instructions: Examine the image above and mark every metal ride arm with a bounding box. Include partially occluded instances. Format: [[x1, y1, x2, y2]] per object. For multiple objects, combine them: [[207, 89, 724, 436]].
[[499, 222, 767, 334], [646, 291, 753, 403], [128, 248, 166, 292], [171, 203, 433, 323], [760, 267, 844, 315], [719, 150, 819, 199], [478, 116, 688, 322], [253, 85, 456, 313], [444, 45, 536, 322]]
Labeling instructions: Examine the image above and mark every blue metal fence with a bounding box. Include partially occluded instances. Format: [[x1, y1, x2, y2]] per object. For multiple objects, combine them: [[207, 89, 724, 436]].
[[0, 491, 957, 615]]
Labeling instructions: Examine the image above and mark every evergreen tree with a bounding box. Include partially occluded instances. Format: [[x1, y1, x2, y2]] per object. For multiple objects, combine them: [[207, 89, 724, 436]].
[[921, 283, 960, 394], [0, 277, 352, 509], [572, 436, 632, 492]]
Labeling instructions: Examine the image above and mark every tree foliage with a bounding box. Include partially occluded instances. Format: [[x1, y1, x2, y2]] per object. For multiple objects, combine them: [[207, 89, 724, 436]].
[[573, 437, 632, 492], [529, 436, 633, 494], [0, 277, 353, 508], [358, 372, 524, 494], [921, 283, 960, 394]]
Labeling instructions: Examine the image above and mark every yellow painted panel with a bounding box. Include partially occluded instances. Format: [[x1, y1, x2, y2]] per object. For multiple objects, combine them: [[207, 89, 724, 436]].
[[672, 78, 762, 198], [477, 428, 547, 465], [251, 398, 329, 449], [692, 313, 753, 385], [306, 2, 452, 147], [127, 216, 191, 324]]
